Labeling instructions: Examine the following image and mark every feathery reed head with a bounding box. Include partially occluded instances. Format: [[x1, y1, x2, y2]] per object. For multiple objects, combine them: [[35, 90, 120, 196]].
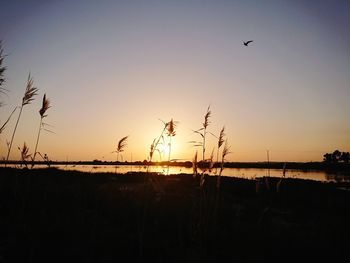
[[117, 136, 128, 153], [203, 105, 211, 129], [166, 118, 177, 137], [149, 138, 156, 160], [22, 73, 38, 106], [39, 93, 50, 118], [222, 139, 230, 161], [18, 142, 31, 161], [218, 126, 226, 149], [0, 41, 5, 88], [219, 139, 231, 177]]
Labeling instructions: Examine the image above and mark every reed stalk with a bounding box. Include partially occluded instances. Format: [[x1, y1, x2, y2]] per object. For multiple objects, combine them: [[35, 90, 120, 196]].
[[0, 41, 14, 152], [216, 126, 225, 174], [149, 123, 167, 162], [18, 142, 31, 168], [191, 106, 211, 257], [218, 139, 230, 188], [193, 150, 198, 177], [0, 107, 17, 134], [198, 106, 211, 186], [277, 162, 287, 193], [147, 119, 173, 172], [166, 118, 176, 175], [0, 41, 6, 95], [113, 136, 128, 173], [202, 106, 211, 163], [32, 94, 50, 165], [213, 140, 230, 240], [116, 136, 128, 160], [6, 73, 38, 165]]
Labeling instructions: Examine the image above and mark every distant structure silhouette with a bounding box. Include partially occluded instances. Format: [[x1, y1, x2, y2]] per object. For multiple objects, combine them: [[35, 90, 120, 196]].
[[243, 40, 253, 46]]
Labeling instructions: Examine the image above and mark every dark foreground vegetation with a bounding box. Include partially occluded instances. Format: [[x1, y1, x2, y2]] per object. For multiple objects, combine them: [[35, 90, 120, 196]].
[[1, 168, 350, 263]]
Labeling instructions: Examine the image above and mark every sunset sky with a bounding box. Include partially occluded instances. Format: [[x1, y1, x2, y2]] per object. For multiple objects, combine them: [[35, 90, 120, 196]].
[[1, 0, 349, 162]]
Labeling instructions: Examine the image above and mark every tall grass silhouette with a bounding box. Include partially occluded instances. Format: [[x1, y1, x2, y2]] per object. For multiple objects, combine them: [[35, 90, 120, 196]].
[[112, 136, 128, 173], [18, 142, 31, 168], [191, 105, 212, 185], [115, 136, 128, 162], [113, 136, 128, 165], [6, 74, 38, 164], [217, 139, 230, 189], [149, 123, 166, 163], [190, 105, 213, 255], [0, 41, 6, 97], [200, 106, 211, 163], [139, 118, 176, 258], [0, 40, 11, 133], [148, 119, 175, 164], [166, 118, 176, 174], [0, 107, 16, 134], [0, 42, 18, 154], [193, 150, 198, 176], [276, 162, 287, 193], [32, 94, 51, 165], [216, 126, 225, 173]]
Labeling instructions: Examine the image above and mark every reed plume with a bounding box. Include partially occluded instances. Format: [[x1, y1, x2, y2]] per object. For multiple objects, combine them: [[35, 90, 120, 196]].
[[113, 135, 128, 173], [32, 94, 51, 165], [221, 140, 230, 163], [218, 126, 225, 149], [166, 118, 176, 137], [166, 118, 177, 175], [115, 135, 128, 162], [201, 105, 211, 162], [203, 105, 211, 130], [217, 139, 230, 189], [22, 74, 38, 106], [148, 119, 170, 162], [39, 94, 50, 117], [190, 105, 213, 188], [0, 41, 8, 109], [216, 126, 225, 173], [192, 105, 211, 163], [149, 139, 156, 161], [6, 73, 38, 164], [117, 136, 128, 153], [18, 142, 32, 168], [0, 41, 6, 93]]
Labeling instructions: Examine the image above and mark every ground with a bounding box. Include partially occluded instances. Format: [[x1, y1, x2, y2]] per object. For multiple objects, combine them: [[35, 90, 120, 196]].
[[1, 167, 350, 262]]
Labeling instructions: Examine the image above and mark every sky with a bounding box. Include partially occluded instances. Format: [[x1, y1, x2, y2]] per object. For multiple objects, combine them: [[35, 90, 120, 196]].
[[0, 0, 349, 162]]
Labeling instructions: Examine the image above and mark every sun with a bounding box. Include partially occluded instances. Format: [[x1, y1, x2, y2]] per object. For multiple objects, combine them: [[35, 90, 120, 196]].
[[156, 142, 170, 160]]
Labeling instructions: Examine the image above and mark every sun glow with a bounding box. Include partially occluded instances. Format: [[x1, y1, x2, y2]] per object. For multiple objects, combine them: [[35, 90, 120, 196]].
[[155, 142, 170, 160]]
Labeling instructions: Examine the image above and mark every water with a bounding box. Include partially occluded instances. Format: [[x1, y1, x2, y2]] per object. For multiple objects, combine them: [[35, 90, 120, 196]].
[[13, 164, 349, 182]]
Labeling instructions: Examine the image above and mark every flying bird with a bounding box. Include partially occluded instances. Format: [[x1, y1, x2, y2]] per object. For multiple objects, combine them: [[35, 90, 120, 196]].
[[243, 40, 253, 46]]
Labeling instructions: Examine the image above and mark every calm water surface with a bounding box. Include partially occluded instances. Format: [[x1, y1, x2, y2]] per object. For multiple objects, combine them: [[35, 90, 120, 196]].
[[22, 164, 350, 182]]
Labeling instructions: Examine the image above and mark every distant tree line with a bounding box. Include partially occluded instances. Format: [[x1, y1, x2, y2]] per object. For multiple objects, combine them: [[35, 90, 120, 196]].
[[323, 150, 349, 163]]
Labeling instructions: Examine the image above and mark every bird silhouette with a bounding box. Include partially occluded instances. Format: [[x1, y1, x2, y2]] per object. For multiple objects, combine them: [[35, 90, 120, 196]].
[[243, 40, 253, 46]]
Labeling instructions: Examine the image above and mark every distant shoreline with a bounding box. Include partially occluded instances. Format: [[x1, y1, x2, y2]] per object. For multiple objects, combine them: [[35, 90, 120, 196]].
[[2, 160, 350, 174]]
